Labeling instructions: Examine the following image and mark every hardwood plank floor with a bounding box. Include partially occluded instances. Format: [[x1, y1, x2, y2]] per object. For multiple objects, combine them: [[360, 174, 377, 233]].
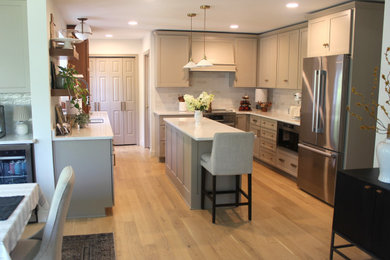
[[24, 146, 371, 259]]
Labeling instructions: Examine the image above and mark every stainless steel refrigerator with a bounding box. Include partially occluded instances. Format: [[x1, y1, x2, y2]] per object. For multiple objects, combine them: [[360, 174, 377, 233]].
[[298, 55, 350, 205]]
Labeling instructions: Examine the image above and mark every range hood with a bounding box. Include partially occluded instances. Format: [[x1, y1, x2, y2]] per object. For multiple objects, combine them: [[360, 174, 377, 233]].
[[190, 39, 236, 72]]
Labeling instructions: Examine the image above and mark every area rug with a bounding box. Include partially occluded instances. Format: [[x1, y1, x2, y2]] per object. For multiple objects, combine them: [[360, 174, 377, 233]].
[[62, 232, 115, 260]]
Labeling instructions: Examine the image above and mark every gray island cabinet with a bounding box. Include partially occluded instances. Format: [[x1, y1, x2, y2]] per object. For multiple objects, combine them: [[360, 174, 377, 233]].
[[164, 117, 244, 209], [52, 112, 114, 218]]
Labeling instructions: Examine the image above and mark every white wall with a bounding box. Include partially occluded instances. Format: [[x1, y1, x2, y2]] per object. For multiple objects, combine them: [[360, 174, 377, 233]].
[[375, 0, 390, 166], [27, 0, 55, 220], [89, 39, 145, 146]]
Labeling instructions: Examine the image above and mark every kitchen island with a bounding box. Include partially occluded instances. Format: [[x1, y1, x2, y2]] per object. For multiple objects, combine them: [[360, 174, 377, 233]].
[[164, 117, 243, 209], [52, 111, 114, 218]]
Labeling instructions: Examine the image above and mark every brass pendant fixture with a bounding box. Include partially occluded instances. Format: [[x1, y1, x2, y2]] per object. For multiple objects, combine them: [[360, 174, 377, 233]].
[[196, 5, 213, 67], [183, 13, 197, 69]]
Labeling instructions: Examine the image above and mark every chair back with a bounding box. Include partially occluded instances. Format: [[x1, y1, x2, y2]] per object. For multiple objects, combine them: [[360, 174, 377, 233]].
[[210, 132, 254, 175], [34, 166, 75, 260]]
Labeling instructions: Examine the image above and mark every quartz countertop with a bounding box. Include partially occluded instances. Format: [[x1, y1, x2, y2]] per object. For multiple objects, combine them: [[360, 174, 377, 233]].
[[0, 133, 36, 145], [52, 111, 113, 141], [154, 109, 300, 126], [164, 117, 243, 141]]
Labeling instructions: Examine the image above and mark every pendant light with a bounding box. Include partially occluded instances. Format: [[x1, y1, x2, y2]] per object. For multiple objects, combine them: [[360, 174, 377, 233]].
[[183, 13, 197, 69], [196, 5, 213, 67], [75, 18, 92, 41]]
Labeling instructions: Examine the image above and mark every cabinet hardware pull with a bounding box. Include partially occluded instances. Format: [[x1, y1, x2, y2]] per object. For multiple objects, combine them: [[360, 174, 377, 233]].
[[376, 189, 383, 194], [278, 158, 285, 162], [323, 43, 329, 47], [364, 185, 371, 190], [265, 79, 269, 82], [98, 102, 101, 111], [284, 80, 288, 82], [290, 163, 297, 168]]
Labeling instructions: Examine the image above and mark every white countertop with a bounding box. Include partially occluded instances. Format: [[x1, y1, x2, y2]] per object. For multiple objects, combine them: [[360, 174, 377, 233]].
[[52, 111, 114, 141], [237, 110, 300, 126], [154, 109, 300, 126], [0, 133, 36, 145], [164, 117, 243, 141]]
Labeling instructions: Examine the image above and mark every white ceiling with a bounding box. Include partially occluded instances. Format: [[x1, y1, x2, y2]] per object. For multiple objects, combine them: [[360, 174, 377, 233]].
[[53, 0, 350, 40]]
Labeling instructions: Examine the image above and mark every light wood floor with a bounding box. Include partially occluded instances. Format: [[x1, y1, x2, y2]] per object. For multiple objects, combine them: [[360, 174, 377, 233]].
[[25, 146, 371, 259]]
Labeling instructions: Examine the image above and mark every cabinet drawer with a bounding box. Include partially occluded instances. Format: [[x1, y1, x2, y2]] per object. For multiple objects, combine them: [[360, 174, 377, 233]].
[[250, 115, 261, 127], [276, 155, 298, 177], [261, 128, 276, 141], [260, 138, 276, 152], [260, 118, 277, 130], [259, 150, 276, 165]]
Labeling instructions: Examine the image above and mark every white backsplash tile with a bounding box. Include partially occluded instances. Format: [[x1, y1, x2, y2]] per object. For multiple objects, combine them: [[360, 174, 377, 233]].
[[268, 89, 301, 115], [154, 72, 256, 111], [0, 93, 32, 135]]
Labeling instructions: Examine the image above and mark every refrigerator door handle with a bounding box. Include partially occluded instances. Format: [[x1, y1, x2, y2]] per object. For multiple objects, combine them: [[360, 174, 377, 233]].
[[298, 143, 336, 158], [312, 70, 320, 133], [316, 70, 327, 133]]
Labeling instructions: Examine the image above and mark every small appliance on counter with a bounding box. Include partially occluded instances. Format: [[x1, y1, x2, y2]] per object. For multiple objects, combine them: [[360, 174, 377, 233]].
[[239, 95, 252, 111], [289, 92, 301, 119], [0, 105, 5, 138]]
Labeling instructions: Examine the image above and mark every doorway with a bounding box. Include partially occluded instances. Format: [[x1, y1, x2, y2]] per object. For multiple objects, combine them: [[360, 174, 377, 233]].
[[144, 51, 150, 148], [89, 56, 138, 145]]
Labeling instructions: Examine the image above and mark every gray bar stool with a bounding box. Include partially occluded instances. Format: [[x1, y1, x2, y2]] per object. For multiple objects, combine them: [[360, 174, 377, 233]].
[[200, 132, 254, 223]]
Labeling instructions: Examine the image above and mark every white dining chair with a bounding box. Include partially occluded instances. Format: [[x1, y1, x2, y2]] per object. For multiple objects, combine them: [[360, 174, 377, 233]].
[[10, 166, 75, 260], [200, 132, 254, 223]]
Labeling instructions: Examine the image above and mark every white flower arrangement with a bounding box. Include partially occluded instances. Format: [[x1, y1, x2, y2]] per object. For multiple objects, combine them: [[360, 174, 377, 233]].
[[184, 91, 214, 112]]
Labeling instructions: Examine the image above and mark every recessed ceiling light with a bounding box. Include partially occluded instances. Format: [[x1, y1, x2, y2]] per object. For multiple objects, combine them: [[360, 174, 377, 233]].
[[128, 21, 138, 26], [230, 24, 239, 29], [286, 2, 299, 8], [105, 34, 113, 38]]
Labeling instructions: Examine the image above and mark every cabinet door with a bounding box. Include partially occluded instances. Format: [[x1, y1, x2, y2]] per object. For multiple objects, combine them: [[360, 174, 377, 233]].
[[249, 126, 261, 159], [0, 1, 30, 93], [328, 9, 352, 55], [122, 58, 137, 145], [277, 30, 299, 89], [307, 17, 329, 57], [298, 28, 308, 90], [235, 115, 248, 131], [156, 35, 189, 87], [234, 38, 257, 87], [333, 172, 375, 250], [258, 35, 277, 88], [372, 188, 390, 259]]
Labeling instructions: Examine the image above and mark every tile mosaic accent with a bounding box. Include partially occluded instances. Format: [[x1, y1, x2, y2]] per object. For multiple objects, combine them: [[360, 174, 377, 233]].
[[0, 93, 32, 134]]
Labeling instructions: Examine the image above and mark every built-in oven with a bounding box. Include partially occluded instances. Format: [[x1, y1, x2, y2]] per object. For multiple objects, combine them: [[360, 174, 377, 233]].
[[277, 122, 299, 152]]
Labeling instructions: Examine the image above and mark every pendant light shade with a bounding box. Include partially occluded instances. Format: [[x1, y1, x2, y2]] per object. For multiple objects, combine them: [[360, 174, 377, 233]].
[[75, 18, 92, 41], [183, 13, 197, 69], [196, 5, 213, 67]]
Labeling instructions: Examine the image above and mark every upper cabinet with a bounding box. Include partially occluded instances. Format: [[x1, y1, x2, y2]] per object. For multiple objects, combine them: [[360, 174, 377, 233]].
[[258, 35, 277, 88], [276, 30, 299, 89], [0, 1, 30, 93], [298, 28, 308, 90], [307, 10, 352, 57], [234, 38, 258, 87], [156, 34, 189, 87]]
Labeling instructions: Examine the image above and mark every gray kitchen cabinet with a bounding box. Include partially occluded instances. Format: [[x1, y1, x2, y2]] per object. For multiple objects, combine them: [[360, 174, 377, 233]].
[[53, 139, 114, 218], [155, 114, 193, 162], [249, 115, 262, 159], [298, 28, 308, 90], [0, 1, 30, 93], [235, 114, 249, 131], [155, 33, 189, 87], [307, 9, 352, 57], [276, 148, 298, 177], [276, 30, 299, 89], [234, 38, 258, 87], [258, 35, 277, 88]]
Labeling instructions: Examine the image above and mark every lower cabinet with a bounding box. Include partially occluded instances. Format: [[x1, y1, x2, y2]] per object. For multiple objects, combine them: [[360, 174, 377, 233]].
[[53, 138, 114, 218], [332, 169, 390, 259], [235, 114, 248, 131]]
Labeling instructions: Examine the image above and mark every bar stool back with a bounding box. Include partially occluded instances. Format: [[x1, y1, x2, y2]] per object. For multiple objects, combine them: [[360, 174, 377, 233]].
[[200, 132, 254, 223]]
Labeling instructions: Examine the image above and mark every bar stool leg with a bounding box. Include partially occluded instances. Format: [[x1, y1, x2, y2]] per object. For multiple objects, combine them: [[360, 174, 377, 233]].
[[248, 173, 252, 221], [212, 175, 216, 224], [235, 175, 240, 207], [201, 167, 206, 209]]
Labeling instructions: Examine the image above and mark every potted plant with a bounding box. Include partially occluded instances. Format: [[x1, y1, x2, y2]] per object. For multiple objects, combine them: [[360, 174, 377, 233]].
[[184, 91, 214, 124], [58, 65, 90, 128]]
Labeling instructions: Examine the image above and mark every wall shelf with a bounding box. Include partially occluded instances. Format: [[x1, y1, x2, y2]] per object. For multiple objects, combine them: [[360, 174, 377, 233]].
[[51, 89, 73, 96], [49, 47, 79, 60]]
